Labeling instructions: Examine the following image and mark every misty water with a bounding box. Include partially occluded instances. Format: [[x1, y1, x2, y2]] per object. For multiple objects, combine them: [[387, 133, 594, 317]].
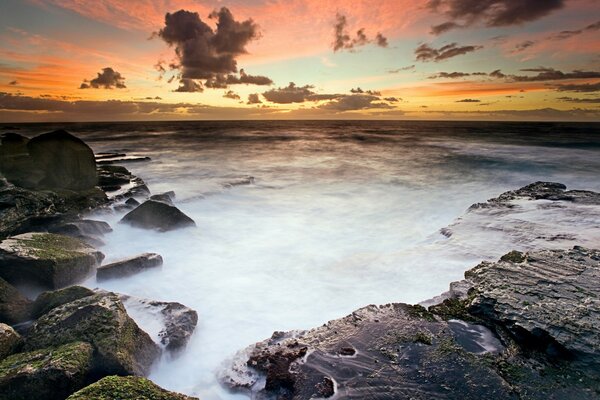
[[17, 120, 600, 398]]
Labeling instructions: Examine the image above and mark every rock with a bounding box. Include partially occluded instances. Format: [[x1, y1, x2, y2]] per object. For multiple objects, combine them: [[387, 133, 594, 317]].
[[24, 291, 160, 376], [97, 253, 163, 281], [96, 165, 150, 201], [96, 155, 151, 165], [222, 303, 510, 399], [0, 341, 93, 400], [0, 324, 21, 360], [149, 192, 175, 205], [0, 277, 31, 324], [120, 296, 198, 353], [125, 198, 140, 207], [0, 233, 104, 289], [0, 133, 40, 189], [120, 200, 195, 232], [66, 375, 198, 400], [31, 286, 95, 319], [26, 130, 97, 191], [49, 219, 112, 238]]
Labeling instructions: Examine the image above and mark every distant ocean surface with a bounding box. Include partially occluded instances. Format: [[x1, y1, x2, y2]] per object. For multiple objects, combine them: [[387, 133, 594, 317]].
[[10, 120, 600, 398]]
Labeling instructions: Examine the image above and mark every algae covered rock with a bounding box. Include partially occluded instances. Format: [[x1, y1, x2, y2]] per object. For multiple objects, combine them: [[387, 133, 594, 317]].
[[0, 232, 104, 289], [31, 285, 95, 319], [66, 375, 198, 400], [0, 324, 21, 360], [0, 277, 30, 324], [120, 200, 195, 232], [97, 253, 163, 281], [25, 291, 160, 376], [0, 341, 93, 400]]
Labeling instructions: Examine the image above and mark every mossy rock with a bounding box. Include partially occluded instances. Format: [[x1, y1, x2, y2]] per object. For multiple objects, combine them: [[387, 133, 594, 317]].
[[31, 286, 95, 319], [25, 291, 160, 376], [499, 250, 526, 263], [0, 341, 93, 400], [66, 376, 198, 400], [0, 277, 31, 324], [0, 324, 21, 360], [0, 232, 104, 289]]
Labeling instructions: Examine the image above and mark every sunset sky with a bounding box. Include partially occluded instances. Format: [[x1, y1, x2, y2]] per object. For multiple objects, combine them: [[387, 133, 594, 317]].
[[1, 0, 599, 121]]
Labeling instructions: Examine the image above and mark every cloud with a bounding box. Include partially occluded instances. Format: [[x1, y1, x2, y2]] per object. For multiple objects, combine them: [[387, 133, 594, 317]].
[[429, 71, 486, 79], [510, 68, 600, 82], [350, 87, 382, 96], [261, 82, 339, 104], [428, 0, 565, 34], [318, 94, 393, 111], [174, 78, 203, 92], [333, 13, 388, 52], [514, 40, 535, 52], [223, 90, 241, 100], [415, 42, 483, 62], [247, 93, 262, 104], [489, 69, 506, 79], [384, 97, 401, 102], [456, 98, 481, 102], [79, 67, 126, 89], [157, 8, 271, 89], [557, 96, 600, 103], [422, 107, 600, 121], [551, 20, 600, 40], [388, 65, 415, 73], [553, 82, 600, 92], [8, 80, 18, 86]]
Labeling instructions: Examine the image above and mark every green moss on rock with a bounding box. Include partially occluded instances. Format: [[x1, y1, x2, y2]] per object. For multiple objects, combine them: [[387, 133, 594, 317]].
[[67, 376, 198, 400], [500, 250, 526, 263], [0, 324, 21, 360], [31, 285, 94, 319], [0, 277, 30, 324]]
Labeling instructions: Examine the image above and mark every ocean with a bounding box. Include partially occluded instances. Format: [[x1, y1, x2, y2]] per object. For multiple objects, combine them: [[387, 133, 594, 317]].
[[11, 120, 600, 398]]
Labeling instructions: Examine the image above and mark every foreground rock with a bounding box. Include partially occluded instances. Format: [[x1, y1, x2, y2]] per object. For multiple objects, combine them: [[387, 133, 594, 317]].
[[97, 253, 163, 281], [0, 324, 21, 360], [222, 247, 600, 399], [120, 200, 195, 232], [96, 164, 149, 201], [121, 296, 198, 353], [0, 341, 93, 400], [66, 375, 198, 400], [31, 286, 94, 319], [24, 291, 160, 376], [0, 233, 104, 289], [0, 277, 31, 324]]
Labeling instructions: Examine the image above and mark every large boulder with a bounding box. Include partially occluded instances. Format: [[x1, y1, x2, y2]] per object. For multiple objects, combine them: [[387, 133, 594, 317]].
[[0, 133, 41, 189], [24, 291, 160, 376], [0, 324, 21, 360], [66, 375, 198, 400], [31, 286, 95, 319], [26, 130, 97, 191], [120, 200, 195, 232], [0, 233, 104, 289], [0, 341, 93, 400], [0, 277, 30, 324], [97, 253, 163, 281]]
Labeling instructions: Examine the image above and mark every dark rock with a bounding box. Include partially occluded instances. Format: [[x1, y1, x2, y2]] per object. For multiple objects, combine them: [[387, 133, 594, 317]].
[[24, 291, 160, 376], [31, 286, 94, 319], [0, 233, 104, 289], [0, 133, 40, 189], [0, 341, 93, 400], [0, 277, 31, 324], [120, 296, 198, 353], [223, 175, 255, 188], [25, 130, 98, 191], [120, 200, 195, 232], [0, 323, 22, 360], [125, 198, 140, 207], [149, 191, 175, 205], [66, 375, 198, 400], [97, 156, 151, 165], [97, 253, 163, 281]]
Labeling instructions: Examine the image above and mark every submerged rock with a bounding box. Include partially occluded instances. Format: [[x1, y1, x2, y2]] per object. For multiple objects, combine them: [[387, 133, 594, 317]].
[[150, 191, 175, 205], [0, 233, 104, 289], [66, 375, 198, 400], [0, 324, 21, 360], [0, 277, 31, 324], [0, 341, 93, 400], [31, 286, 95, 319], [96, 253, 163, 281], [24, 291, 160, 376], [120, 200, 195, 232]]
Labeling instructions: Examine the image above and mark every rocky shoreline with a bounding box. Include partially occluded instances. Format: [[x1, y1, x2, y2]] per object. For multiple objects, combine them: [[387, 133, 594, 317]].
[[1, 129, 599, 399]]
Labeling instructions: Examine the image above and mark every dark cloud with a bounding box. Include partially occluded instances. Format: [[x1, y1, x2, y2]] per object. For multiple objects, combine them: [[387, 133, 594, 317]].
[[318, 94, 393, 111], [553, 82, 600, 92], [489, 69, 506, 79], [551, 20, 600, 40], [350, 87, 382, 96], [332, 13, 388, 52], [8, 80, 18, 86], [384, 97, 401, 102], [423, 107, 600, 121], [429, 71, 486, 79], [514, 40, 535, 52], [261, 82, 336, 104], [456, 98, 481, 102], [415, 42, 483, 62], [79, 67, 126, 89], [157, 8, 271, 89], [428, 0, 565, 34], [223, 90, 241, 100], [174, 78, 203, 92], [388, 65, 415, 73], [247, 93, 262, 104], [510, 68, 600, 82], [557, 96, 600, 103]]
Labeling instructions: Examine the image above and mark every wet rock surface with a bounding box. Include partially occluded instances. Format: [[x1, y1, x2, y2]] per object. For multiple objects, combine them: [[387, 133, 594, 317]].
[[0, 341, 93, 400], [97, 253, 163, 281], [0, 324, 21, 360], [0, 233, 104, 289], [0, 277, 31, 325], [120, 200, 195, 232], [66, 375, 198, 400], [24, 291, 160, 376], [31, 286, 95, 319]]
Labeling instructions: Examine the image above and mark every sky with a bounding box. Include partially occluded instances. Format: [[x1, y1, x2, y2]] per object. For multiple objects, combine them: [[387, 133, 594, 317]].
[[0, 0, 599, 122]]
